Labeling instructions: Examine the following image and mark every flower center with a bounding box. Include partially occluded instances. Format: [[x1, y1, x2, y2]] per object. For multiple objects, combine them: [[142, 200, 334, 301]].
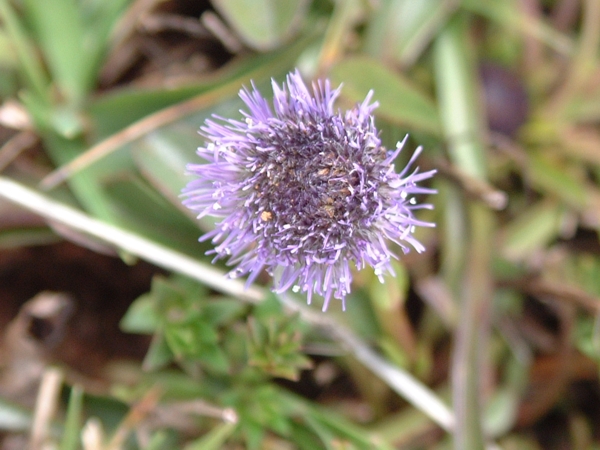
[[245, 117, 386, 261]]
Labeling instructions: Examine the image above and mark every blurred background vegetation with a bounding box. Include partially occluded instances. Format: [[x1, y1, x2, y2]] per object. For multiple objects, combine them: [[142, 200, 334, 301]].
[[1, 0, 600, 448]]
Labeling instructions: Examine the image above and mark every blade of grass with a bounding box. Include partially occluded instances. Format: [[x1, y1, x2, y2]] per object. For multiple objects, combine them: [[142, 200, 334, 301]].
[[42, 134, 117, 223], [213, 0, 309, 51], [462, 0, 573, 55], [434, 14, 493, 450], [184, 422, 238, 450], [106, 387, 162, 450], [23, 0, 88, 104], [545, 0, 600, 116], [304, 401, 395, 449], [0, 0, 50, 103], [329, 56, 441, 135], [363, 0, 458, 67], [143, 431, 171, 450], [40, 83, 240, 190], [316, 0, 362, 72], [500, 199, 565, 260], [453, 203, 494, 450], [59, 385, 84, 450], [434, 16, 486, 178], [396, 0, 458, 66]]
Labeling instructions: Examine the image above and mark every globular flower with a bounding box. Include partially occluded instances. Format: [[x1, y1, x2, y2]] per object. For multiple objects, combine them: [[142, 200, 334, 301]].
[[182, 70, 436, 311]]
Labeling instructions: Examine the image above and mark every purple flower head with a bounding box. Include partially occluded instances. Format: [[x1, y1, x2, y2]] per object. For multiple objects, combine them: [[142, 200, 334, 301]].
[[182, 70, 436, 311]]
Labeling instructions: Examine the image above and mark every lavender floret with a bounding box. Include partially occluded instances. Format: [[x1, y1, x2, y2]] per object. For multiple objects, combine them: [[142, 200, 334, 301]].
[[182, 70, 436, 311]]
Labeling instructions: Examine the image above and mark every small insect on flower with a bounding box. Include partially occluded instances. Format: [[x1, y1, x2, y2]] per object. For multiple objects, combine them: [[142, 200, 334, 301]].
[[182, 69, 436, 311]]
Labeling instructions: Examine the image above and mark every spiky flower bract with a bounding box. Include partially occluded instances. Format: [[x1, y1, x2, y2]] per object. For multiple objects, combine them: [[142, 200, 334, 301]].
[[182, 70, 436, 311]]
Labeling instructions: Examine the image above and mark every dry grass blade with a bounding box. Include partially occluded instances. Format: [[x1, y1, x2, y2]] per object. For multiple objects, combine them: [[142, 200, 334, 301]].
[[29, 367, 63, 450], [106, 387, 161, 450], [434, 157, 508, 210], [0, 131, 37, 172], [517, 277, 600, 314], [39, 81, 242, 190]]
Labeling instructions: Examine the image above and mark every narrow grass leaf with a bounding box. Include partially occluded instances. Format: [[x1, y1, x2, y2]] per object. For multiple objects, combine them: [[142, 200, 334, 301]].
[[364, 0, 456, 66], [0, 0, 49, 102], [500, 199, 565, 260], [329, 57, 440, 134], [434, 15, 486, 178], [212, 0, 309, 51], [184, 421, 238, 450], [59, 385, 84, 450], [462, 0, 573, 55], [528, 153, 589, 209], [23, 0, 89, 104]]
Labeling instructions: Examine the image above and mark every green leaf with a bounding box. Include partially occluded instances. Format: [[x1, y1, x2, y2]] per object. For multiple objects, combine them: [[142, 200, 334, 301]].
[[462, 0, 573, 55], [212, 0, 309, 51], [120, 294, 161, 334], [0, 29, 17, 65], [22, 0, 128, 105], [23, 0, 89, 104], [185, 422, 238, 450], [43, 134, 118, 223], [0, 0, 50, 102], [329, 57, 441, 135], [364, 0, 455, 66], [132, 125, 200, 203], [307, 404, 395, 449], [86, 15, 317, 136], [59, 385, 84, 450], [528, 153, 589, 209], [246, 313, 312, 381], [164, 324, 196, 359], [574, 315, 600, 363], [164, 320, 217, 358], [0, 226, 59, 249], [142, 333, 175, 371], [49, 105, 85, 139], [500, 200, 565, 260], [433, 15, 487, 179], [198, 344, 231, 374], [102, 173, 205, 257], [203, 299, 247, 325], [144, 430, 178, 450]]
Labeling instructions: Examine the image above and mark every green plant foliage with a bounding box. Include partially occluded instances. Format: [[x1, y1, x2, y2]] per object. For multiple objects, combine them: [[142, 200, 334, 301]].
[[246, 301, 313, 381], [117, 273, 393, 448], [212, 0, 310, 51], [330, 56, 441, 135], [122, 275, 239, 374], [4, 0, 600, 448]]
